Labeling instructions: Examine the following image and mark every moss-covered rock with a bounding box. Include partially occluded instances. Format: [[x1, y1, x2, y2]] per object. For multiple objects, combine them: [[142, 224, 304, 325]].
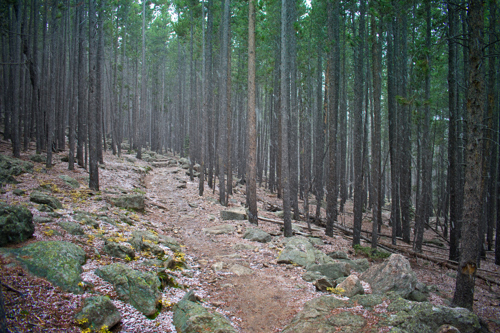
[[282, 294, 487, 333], [360, 254, 417, 298], [58, 221, 85, 235], [277, 236, 317, 267], [107, 194, 145, 211], [74, 296, 121, 331], [1, 241, 85, 294], [0, 204, 34, 246], [30, 191, 63, 210], [173, 291, 237, 333], [103, 239, 135, 260], [95, 263, 161, 316], [128, 230, 165, 257], [0, 154, 33, 184], [59, 175, 80, 189]]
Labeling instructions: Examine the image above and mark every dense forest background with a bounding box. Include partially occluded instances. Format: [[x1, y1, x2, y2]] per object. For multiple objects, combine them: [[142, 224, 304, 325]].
[[0, 0, 498, 309]]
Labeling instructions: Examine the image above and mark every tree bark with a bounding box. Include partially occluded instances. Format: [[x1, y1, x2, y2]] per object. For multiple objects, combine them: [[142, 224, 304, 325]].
[[281, 0, 292, 237], [352, 0, 365, 246], [88, 0, 99, 191], [326, 0, 339, 237], [247, 0, 258, 225], [452, 0, 485, 310]]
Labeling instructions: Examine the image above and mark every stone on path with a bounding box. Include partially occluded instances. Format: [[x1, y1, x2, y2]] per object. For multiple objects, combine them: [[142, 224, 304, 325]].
[[276, 236, 316, 267], [58, 221, 85, 235], [0, 203, 34, 246], [243, 228, 272, 243], [95, 263, 161, 316], [103, 240, 135, 260], [74, 296, 121, 331], [173, 291, 237, 333], [229, 264, 253, 276], [0, 241, 85, 294], [107, 194, 145, 211], [220, 207, 247, 221], [306, 262, 350, 281], [128, 230, 164, 257], [30, 191, 63, 210], [282, 294, 486, 333], [360, 253, 418, 298], [202, 224, 235, 235], [337, 274, 364, 297]]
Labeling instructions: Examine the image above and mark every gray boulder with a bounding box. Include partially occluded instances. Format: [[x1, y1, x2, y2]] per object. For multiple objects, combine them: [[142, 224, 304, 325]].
[[0, 204, 34, 246], [128, 230, 164, 257], [107, 194, 145, 211], [29, 154, 46, 163], [12, 189, 25, 196], [337, 274, 364, 297], [243, 228, 272, 243], [360, 253, 418, 298], [173, 291, 237, 333], [95, 263, 161, 316], [232, 243, 258, 251], [229, 264, 253, 276], [342, 258, 370, 273], [282, 294, 486, 333], [302, 271, 324, 282], [158, 235, 181, 252], [385, 298, 485, 333], [30, 191, 63, 209], [58, 221, 84, 235], [327, 251, 349, 260], [277, 236, 316, 267], [74, 296, 121, 331], [33, 216, 53, 224], [103, 240, 135, 260], [220, 207, 247, 220], [313, 277, 335, 291], [306, 262, 351, 281], [202, 224, 235, 235], [1, 241, 85, 294], [59, 175, 80, 189], [0, 154, 33, 184]]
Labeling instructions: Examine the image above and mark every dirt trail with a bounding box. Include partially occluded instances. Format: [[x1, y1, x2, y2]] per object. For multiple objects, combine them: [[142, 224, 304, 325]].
[[143, 166, 319, 332]]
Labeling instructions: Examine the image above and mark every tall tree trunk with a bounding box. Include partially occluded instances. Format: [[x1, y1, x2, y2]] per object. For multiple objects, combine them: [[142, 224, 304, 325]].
[[326, 0, 339, 237], [281, 0, 292, 237], [88, 0, 99, 191], [68, 0, 78, 170], [289, 0, 299, 221], [352, 0, 365, 246], [247, 0, 258, 225], [448, 0, 460, 261], [387, 15, 400, 245], [452, 0, 485, 310], [218, 0, 230, 206], [371, 6, 382, 250], [414, 0, 432, 253], [314, 51, 324, 221], [77, 3, 86, 168], [11, 1, 22, 157], [399, 2, 411, 244]]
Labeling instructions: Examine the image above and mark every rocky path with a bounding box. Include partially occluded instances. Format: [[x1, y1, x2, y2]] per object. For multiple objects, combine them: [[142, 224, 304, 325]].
[[144, 166, 320, 332]]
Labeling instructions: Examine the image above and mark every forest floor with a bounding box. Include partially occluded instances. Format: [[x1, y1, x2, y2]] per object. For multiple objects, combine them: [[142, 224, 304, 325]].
[[1, 141, 500, 332]]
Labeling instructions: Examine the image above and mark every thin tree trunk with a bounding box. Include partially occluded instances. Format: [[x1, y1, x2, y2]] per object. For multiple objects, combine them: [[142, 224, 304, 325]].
[[352, 0, 365, 246], [88, 0, 99, 191], [247, 0, 258, 225]]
